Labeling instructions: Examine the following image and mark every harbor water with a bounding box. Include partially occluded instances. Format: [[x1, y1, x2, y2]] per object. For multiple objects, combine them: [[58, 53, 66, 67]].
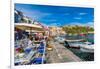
[[68, 48, 94, 61], [65, 33, 94, 61], [65, 33, 94, 42]]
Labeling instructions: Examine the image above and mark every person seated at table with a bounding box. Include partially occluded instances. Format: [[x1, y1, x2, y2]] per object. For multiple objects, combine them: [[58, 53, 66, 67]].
[[35, 36, 39, 41], [28, 37, 33, 47]]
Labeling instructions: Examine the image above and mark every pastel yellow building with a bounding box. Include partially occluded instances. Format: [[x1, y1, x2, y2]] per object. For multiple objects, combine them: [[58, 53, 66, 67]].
[[49, 26, 66, 36]]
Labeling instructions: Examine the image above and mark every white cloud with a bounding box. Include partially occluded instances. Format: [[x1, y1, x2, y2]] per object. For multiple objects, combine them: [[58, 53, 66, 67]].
[[86, 22, 94, 27], [79, 12, 87, 15], [68, 22, 94, 27], [48, 23, 60, 27], [68, 22, 83, 26]]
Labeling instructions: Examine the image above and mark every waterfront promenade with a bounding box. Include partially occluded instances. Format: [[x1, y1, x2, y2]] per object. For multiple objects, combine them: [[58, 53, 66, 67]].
[[47, 41, 82, 63]]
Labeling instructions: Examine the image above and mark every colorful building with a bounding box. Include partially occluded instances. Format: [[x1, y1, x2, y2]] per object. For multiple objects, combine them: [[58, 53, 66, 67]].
[[49, 26, 66, 37]]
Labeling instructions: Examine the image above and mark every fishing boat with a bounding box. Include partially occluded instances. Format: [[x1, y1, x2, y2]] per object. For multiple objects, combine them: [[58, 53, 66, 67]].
[[55, 36, 65, 44], [64, 40, 83, 49], [80, 42, 94, 53], [64, 40, 94, 52]]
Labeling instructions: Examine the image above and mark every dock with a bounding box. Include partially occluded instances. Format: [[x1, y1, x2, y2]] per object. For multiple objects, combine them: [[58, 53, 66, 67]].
[[47, 41, 82, 63]]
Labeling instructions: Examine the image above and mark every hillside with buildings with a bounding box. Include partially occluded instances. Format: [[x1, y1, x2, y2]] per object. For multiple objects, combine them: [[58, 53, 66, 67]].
[[62, 25, 94, 35]]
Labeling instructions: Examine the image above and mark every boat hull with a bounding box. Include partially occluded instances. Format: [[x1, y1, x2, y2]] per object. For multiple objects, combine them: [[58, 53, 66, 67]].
[[80, 47, 94, 53]]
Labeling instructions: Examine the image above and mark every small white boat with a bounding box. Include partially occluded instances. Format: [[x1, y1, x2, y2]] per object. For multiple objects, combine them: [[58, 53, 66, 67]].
[[80, 42, 94, 53], [64, 41, 81, 48], [64, 41, 94, 53], [55, 37, 65, 43], [68, 43, 81, 48]]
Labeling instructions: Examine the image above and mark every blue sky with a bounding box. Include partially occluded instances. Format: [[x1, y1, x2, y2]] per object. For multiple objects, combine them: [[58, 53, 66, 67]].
[[15, 3, 94, 27]]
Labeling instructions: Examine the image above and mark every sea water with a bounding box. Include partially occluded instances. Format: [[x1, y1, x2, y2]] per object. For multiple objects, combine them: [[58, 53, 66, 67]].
[[66, 33, 94, 61]]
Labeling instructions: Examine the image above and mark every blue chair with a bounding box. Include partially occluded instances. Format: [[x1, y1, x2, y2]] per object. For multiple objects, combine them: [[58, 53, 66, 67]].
[[38, 46, 44, 49], [40, 42, 44, 47], [34, 58, 43, 64], [24, 48, 32, 54], [38, 49, 44, 54]]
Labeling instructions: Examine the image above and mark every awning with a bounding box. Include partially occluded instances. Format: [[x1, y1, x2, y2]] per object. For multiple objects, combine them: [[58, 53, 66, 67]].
[[15, 23, 44, 31]]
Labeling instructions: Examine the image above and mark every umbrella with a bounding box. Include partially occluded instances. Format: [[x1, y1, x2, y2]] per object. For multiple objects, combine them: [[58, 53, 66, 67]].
[[15, 23, 44, 34]]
